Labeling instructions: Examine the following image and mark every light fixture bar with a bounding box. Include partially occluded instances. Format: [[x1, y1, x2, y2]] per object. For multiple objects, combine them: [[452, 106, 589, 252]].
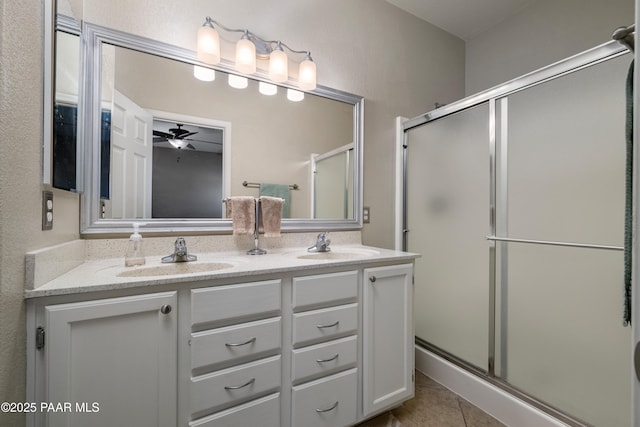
[[197, 16, 316, 90]]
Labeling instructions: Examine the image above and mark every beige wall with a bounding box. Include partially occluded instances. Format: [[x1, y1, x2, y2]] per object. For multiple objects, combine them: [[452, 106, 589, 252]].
[[465, 0, 634, 95], [0, 1, 464, 425], [0, 2, 81, 426]]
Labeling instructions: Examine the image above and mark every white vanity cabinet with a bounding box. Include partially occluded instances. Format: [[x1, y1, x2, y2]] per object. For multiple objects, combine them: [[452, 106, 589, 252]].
[[30, 291, 178, 427], [27, 255, 416, 427], [362, 264, 414, 417]]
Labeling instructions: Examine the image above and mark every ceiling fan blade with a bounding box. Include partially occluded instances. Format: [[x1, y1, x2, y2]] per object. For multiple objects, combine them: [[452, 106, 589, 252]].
[[153, 136, 168, 143], [184, 138, 223, 145], [186, 143, 196, 150], [153, 130, 173, 138], [177, 131, 198, 139]]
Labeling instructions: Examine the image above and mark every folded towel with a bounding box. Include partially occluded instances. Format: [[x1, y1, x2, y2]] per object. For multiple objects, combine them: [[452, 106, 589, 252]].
[[228, 197, 256, 235], [259, 196, 283, 237], [259, 183, 290, 218]]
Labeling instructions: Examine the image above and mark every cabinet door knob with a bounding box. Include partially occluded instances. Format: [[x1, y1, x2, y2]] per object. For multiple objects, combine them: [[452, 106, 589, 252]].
[[369, 276, 377, 283], [160, 304, 172, 315]]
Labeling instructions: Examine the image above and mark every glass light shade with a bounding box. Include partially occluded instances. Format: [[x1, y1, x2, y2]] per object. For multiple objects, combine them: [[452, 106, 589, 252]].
[[168, 139, 188, 149], [298, 57, 317, 91], [228, 74, 248, 89], [269, 48, 288, 83], [259, 82, 278, 96], [193, 65, 216, 82], [287, 89, 304, 102], [197, 25, 221, 65], [235, 37, 256, 74]]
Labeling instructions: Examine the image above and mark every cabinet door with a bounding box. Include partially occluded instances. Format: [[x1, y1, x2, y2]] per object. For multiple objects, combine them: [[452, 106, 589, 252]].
[[45, 292, 177, 427], [362, 264, 414, 416]]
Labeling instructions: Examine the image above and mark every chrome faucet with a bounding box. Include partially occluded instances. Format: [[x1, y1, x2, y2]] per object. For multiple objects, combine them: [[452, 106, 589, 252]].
[[161, 237, 198, 263], [308, 232, 331, 253]]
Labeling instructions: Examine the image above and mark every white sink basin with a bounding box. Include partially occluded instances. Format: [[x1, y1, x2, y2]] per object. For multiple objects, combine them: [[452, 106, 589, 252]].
[[294, 247, 380, 260], [117, 261, 235, 277]]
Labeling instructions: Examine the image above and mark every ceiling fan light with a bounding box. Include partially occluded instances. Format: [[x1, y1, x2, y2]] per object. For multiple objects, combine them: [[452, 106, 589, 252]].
[[269, 43, 288, 83], [168, 139, 188, 150], [235, 33, 256, 74], [193, 65, 216, 82], [197, 18, 221, 65]]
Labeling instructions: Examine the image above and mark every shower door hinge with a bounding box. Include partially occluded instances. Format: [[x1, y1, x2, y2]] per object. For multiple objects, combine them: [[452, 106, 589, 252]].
[[36, 326, 45, 350]]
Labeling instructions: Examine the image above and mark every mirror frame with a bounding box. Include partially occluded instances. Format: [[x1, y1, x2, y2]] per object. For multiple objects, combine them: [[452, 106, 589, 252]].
[[79, 22, 364, 235]]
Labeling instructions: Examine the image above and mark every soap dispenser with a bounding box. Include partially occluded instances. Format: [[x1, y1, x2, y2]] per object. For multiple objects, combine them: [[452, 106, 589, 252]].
[[124, 223, 146, 267]]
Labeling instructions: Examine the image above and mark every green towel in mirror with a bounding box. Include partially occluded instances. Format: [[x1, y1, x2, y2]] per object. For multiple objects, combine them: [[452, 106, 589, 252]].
[[259, 183, 291, 218]]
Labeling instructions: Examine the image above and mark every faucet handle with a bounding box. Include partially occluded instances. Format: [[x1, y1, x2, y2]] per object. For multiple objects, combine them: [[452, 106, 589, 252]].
[[317, 232, 331, 247]]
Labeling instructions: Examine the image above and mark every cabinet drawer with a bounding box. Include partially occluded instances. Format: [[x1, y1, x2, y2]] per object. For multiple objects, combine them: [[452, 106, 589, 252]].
[[191, 317, 281, 372], [292, 336, 357, 384], [191, 280, 281, 327], [189, 393, 280, 427], [190, 355, 281, 417], [292, 369, 357, 427], [292, 303, 357, 347], [293, 271, 357, 311]]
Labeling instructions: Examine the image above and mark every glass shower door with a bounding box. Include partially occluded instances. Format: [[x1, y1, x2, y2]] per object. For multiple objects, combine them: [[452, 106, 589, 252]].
[[406, 103, 490, 370], [496, 53, 632, 427], [404, 50, 632, 426]]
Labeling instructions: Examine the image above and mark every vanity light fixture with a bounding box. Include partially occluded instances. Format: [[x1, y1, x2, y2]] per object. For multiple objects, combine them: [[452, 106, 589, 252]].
[[197, 16, 317, 90], [259, 81, 278, 96], [228, 73, 248, 89], [287, 89, 304, 102], [193, 65, 216, 82]]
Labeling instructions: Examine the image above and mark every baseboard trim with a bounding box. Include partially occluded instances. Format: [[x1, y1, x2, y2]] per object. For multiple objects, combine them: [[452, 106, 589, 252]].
[[415, 346, 570, 427]]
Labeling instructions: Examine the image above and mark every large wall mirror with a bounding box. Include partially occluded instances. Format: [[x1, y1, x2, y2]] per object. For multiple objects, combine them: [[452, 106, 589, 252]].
[[65, 21, 363, 234]]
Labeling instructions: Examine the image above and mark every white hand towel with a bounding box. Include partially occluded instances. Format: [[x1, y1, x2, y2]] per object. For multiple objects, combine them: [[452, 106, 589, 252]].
[[259, 196, 283, 237], [229, 197, 256, 235]]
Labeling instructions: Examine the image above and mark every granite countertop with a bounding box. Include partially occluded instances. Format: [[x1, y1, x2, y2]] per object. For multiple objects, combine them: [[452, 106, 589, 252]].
[[25, 245, 419, 298]]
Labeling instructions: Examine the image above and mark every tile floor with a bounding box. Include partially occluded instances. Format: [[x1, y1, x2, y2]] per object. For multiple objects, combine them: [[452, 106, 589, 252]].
[[357, 371, 506, 427]]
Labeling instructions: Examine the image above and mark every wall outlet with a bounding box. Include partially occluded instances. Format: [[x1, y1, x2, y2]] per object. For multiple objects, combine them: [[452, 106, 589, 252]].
[[42, 191, 53, 230], [363, 206, 370, 224]]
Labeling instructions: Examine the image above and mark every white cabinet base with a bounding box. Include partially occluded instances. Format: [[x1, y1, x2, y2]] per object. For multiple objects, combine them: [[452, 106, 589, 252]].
[[363, 264, 414, 417]]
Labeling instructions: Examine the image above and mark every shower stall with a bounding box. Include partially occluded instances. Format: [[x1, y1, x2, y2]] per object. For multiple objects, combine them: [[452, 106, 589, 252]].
[[402, 39, 633, 426]]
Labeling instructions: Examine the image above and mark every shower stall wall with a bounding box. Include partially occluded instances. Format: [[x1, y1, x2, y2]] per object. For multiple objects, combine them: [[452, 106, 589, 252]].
[[403, 41, 632, 427]]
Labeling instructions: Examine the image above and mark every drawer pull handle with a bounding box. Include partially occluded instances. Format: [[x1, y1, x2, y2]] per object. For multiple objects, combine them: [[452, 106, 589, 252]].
[[316, 353, 339, 363], [316, 320, 340, 329], [369, 276, 377, 283], [316, 401, 339, 413], [225, 337, 257, 347], [160, 304, 172, 314], [224, 378, 255, 390]]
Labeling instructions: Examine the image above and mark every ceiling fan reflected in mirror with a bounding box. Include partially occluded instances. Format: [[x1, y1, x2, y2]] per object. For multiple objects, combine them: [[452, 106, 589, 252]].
[[152, 121, 224, 153], [153, 124, 197, 150]]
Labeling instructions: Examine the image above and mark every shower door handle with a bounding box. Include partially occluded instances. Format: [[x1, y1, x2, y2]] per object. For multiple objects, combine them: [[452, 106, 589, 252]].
[[635, 341, 640, 382]]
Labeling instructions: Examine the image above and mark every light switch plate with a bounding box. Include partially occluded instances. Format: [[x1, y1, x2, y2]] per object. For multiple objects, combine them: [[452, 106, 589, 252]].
[[363, 206, 370, 224], [42, 191, 53, 230]]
